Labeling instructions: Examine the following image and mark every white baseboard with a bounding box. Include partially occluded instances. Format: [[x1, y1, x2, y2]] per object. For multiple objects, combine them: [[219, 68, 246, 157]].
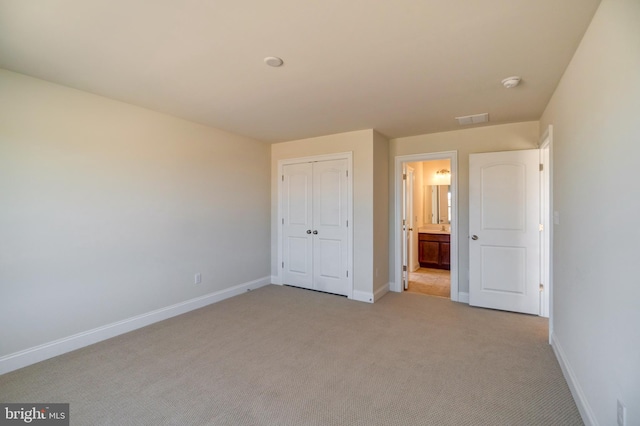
[[271, 275, 280, 285], [0, 276, 272, 375], [351, 290, 374, 303], [374, 283, 390, 301], [551, 333, 596, 426], [458, 291, 469, 303], [351, 284, 389, 303], [389, 281, 401, 292]]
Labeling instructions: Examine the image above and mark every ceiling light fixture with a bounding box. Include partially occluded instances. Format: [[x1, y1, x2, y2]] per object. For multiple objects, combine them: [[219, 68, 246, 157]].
[[501, 76, 521, 88], [264, 56, 284, 67], [436, 169, 451, 185]]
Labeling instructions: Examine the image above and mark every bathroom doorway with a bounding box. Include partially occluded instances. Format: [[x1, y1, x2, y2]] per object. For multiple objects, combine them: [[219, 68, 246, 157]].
[[405, 159, 451, 297], [395, 151, 458, 300]]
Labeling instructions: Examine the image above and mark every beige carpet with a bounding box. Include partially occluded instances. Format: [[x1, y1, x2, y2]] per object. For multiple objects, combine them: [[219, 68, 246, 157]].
[[0, 285, 582, 425]]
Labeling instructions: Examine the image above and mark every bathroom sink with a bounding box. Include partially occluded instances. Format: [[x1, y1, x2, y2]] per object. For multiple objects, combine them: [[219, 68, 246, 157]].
[[418, 227, 450, 234]]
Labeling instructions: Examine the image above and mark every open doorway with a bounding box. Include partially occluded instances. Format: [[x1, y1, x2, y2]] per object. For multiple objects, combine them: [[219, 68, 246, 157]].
[[394, 151, 458, 301], [405, 159, 451, 297]]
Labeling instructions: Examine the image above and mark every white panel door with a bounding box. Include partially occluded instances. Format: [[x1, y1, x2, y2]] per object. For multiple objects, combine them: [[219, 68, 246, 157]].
[[282, 159, 350, 297], [312, 159, 349, 296], [282, 163, 313, 290], [469, 150, 540, 314]]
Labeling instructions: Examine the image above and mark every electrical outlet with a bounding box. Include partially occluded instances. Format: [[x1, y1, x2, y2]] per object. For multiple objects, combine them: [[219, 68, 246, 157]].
[[617, 399, 626, 426], [194, 273, 202, 284]]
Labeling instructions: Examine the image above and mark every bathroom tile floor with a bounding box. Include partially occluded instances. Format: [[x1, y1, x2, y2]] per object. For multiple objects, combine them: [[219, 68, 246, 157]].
[[407, 268, 450, 298]]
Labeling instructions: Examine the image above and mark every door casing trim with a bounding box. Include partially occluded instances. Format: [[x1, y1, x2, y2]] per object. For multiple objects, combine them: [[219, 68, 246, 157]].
[[539, 125, 553, 341]]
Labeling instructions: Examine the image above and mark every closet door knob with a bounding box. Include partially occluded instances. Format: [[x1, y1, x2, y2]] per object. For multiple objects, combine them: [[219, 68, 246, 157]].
[[306, 230, 312, 234], [471, 235, 479, 240], [313, 230, 318, 235]]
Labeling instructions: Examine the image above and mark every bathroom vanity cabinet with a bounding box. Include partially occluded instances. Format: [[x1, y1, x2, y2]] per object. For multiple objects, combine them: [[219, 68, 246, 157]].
[[418, 233, 450, 270]]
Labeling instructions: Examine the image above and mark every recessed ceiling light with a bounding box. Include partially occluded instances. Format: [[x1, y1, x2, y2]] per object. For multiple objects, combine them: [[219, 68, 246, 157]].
[[501, 76, 521, 88], [264, 56, 284, 67]]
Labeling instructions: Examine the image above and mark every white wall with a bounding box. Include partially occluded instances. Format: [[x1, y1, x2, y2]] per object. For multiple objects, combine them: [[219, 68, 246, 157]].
[[0, 70, 271, 358], [271, 129, 387, 299], [540, 0, 640, 423], [372, 131, 390, 296], [390, 122, 539, 295]]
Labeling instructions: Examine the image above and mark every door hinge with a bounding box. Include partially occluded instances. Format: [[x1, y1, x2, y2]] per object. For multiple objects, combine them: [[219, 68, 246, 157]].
[[282, 262, 284, 268], [282, 175, 284, 181], [346, 170, 348, 177], [539, 164, 543, 171], [403, 173, 407, 180], [539, 223, 544, 231], [282, 218, 284, 225], [402, 219, 406, 226], [346, 220, 349, 227], [539, 283, 544, 291], [403, 265, 407, 272], [346, 270, 349, 277]]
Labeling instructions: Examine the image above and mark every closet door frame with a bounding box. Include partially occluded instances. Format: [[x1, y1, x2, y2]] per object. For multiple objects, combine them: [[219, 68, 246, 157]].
[[276, 152, 353, 299]]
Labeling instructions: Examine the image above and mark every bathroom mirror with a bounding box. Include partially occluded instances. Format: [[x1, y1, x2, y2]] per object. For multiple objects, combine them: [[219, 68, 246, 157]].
[[423, 185, 451, 224]]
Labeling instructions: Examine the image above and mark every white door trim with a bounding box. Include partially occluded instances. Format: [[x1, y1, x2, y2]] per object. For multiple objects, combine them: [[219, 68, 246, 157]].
[[276, 152, 354, 299], [401, 165, 416, 290], [539, 125, 553, 342], [393, 151, 459, 301]]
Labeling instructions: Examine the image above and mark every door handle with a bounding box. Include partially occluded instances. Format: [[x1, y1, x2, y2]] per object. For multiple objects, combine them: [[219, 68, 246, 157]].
[[313, 230, 318, 234], [471, 235, 478, 240], [408, 227, 413, 231], [306, 230, 312, 234]]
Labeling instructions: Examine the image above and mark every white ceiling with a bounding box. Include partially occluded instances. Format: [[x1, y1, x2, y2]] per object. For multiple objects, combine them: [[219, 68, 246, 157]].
[[0, 0, 601, 143]]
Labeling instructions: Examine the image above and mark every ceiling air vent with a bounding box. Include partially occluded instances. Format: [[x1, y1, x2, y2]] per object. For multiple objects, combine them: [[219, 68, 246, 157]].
[[455, 113, 489, 126]]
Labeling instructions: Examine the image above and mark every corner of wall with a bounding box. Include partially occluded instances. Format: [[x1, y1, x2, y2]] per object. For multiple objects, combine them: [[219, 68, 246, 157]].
[[352, 290, 374, 303]]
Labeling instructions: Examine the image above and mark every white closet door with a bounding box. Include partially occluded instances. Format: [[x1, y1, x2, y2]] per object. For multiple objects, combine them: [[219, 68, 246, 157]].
[[282, 163, 313, 290], [281, 158, 350, 297], [312, 159, 349, 296]]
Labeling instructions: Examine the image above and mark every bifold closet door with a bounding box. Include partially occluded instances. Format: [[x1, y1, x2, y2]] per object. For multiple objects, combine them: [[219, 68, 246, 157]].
[[282, 159, 349, 296]]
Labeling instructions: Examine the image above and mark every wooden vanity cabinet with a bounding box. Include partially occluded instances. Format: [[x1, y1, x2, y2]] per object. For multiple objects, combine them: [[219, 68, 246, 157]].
[[418, 233, 450, 270]]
